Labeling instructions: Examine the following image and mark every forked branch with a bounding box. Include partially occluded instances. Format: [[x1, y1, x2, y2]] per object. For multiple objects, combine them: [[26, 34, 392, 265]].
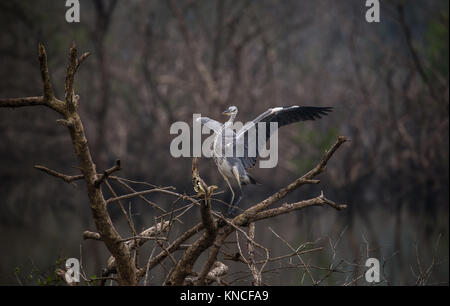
[[167, 136, 348, 285], [0, 43, 137, 286]]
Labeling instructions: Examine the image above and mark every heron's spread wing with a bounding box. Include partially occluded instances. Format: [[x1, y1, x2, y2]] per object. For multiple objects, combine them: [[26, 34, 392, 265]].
[[236, 106, 332, 169], [197, 117, 222, 133]]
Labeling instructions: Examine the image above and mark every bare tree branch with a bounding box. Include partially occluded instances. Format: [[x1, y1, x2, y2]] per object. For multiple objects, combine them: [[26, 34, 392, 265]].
[[0, 43, 137, 285], [166, 136, 348, 285], [34, 165, 84, 183]]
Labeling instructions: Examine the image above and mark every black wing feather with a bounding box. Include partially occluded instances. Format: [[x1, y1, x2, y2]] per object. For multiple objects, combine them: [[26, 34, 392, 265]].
[[236, 106, 332, 169]]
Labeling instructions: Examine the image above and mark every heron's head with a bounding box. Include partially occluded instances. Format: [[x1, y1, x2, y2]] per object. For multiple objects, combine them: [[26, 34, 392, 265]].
[[222, 106, 238, 116]]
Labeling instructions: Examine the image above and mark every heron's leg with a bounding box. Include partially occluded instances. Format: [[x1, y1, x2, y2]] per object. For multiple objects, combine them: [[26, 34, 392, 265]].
[[227, 194, 243, 216], [227, 167, 244, 216], [232, 166, 243, 193], [219, 170, 235, 209]]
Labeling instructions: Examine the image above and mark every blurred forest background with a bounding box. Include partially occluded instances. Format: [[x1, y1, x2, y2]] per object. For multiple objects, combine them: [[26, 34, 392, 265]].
[[0, 0, 448, 285]]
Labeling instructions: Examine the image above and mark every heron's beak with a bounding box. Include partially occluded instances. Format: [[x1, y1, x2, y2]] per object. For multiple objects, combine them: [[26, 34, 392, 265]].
[[222, 108, 232, 115]]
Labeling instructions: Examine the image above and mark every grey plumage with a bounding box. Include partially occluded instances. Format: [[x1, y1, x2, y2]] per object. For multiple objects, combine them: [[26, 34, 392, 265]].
[[197, 105, 332, 214]]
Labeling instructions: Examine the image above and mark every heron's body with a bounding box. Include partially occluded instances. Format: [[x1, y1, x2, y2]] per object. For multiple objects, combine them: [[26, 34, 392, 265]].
[[214, 155, 254, 186], [198, 105, 332, 214], [212, 120, 254, 187]]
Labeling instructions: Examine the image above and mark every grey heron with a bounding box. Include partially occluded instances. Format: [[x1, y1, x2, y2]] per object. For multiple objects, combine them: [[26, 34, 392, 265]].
[[197, 105, 332, 214]]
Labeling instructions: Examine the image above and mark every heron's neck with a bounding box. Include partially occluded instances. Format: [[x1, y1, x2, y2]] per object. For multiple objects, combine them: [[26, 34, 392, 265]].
[[225, 113, 236, 127]]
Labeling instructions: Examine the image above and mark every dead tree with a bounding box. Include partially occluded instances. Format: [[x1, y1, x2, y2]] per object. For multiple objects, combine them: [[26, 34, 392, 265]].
[[0, 43, 136, 285], [0, 43, 348, 286]]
